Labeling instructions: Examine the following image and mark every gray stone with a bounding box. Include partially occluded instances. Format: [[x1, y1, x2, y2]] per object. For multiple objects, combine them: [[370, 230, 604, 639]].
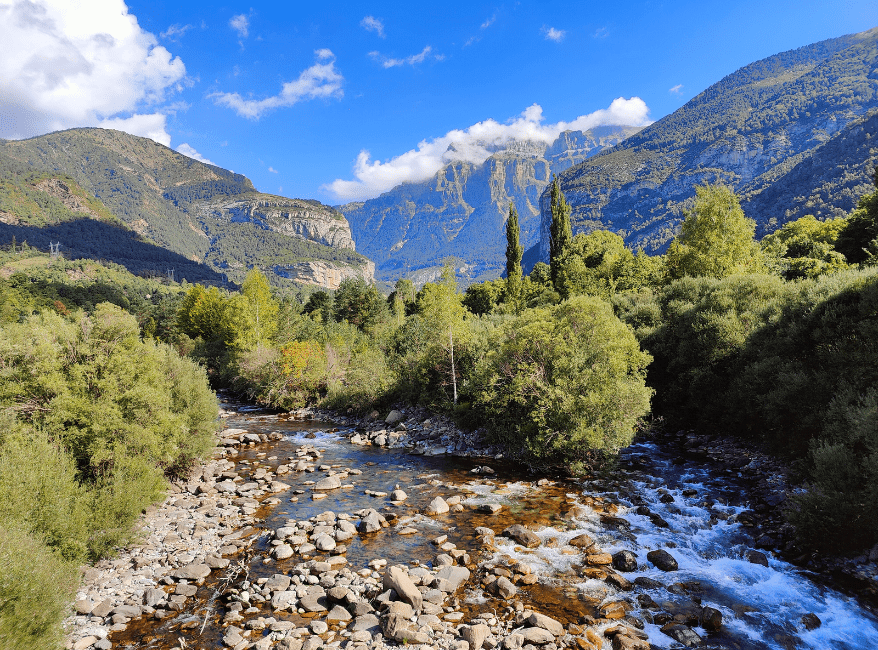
[[383, 612, 432, 644], [526, 612, 563, 636], [660, 622, 702, 647], [265, 574, 292, 592], [314, 534, 336, 551], [274, 544, 294, 559], [383, 565, 422, 611], [385, 410, 405, 425], [143, 587, 166, 607], [425, 496, 450, 515], [271, 590, 298, 611], [298, 594, 327, 612], [351, 613, 381, 633], [700, 606, 723, 631], [314, 476, 342, 491], [502, 524, 541, 548], [326, 604, 352, 622], [462, 623, 490, 650], [358, 511, 383, 533], [434, 565, 470, 592], [173, 563, 211, 580], [488, 576, 517, 599], [520, 627, 555, 644], [310, 620, 329, 635]]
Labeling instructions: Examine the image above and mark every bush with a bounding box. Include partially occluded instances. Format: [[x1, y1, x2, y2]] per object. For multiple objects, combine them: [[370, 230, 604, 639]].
[[0, 519, 78, 650], [474, 295, 652, 472]]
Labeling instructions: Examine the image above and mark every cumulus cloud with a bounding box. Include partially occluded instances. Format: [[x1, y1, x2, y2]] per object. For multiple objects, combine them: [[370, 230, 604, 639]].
[[543, 26, 565, 42], [360, 15, 385, 38], [100, 113, 172, 146], [229, 14, 249, 38], [211, 50, 343, 119], [176, 142, 215, 165], [669, 84, 684, 94], [0, 0, 186, 142], [268, 166, 278, 173], [369, 46, 437, 68], [324, 98, 651, 201]]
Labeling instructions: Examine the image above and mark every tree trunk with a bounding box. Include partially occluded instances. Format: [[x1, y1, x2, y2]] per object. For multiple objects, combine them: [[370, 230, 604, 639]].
[[450, 328, 457, 405]]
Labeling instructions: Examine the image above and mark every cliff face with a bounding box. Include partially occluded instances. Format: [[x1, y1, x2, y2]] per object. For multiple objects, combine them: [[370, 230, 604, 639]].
[[0, 128, 371, 290], [339, 126, 641, 282], [272, 259, 376, 290], [199, 195, 356, 251], [539, 28, 878, 260]]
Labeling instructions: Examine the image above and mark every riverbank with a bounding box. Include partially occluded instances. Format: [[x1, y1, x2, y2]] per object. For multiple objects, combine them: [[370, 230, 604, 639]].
[[64, 400, 878, 650]]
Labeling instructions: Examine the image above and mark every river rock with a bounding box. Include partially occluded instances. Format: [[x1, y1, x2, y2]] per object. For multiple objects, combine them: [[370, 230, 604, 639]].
[[265, 574, 292, 592], [520, 627, 555, 644], [359, 511, 383, 533], [611, 634, 650, 650], [425, 496, 450, 515], [390, 489, 407, 502], [527, 612, 564, 636], [383, 612, 431, 644], [488, 576, 517, 598], [385, 410, 405, 425], [746, 550, 769, 567], [143, 587, 166, 607], [313, 476, 341, 491], [271, 591, 298, 611], [612, 550, 639, 572], [383, 565, 423, 611], [568, 533, 595, 549], [801, 613, 821, 630], [462, 623, 490, 650], [314, 534, 336, 551], [173, 563, 211, 580], [479, 503, 503, 514], [310, 620, 329, 634], [586, 553, 613, 566], [327, 604, 352, 622], [434, 565, 470, 592], [700, 606, 722, 631], [599, 601, 628, 620], [647, 549, 679, 571], [660, 622, 702, 647], [274, 544, 294, 559], [502, 524, 540, 548]]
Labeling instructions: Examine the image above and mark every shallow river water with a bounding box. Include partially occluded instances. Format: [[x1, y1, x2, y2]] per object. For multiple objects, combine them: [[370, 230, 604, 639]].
[[112, 407, 878, 650]]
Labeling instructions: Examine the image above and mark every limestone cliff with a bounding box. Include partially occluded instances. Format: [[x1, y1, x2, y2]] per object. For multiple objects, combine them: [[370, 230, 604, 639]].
[[339, 126, 641, 282]]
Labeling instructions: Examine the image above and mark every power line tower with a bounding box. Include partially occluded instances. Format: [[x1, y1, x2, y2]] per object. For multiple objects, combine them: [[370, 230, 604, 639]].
[[49, 242, 61, 259], [166, 268, 175, 283]]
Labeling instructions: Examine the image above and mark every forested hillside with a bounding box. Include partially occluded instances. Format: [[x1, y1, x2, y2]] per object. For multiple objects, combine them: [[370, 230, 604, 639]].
[[541, 28, 878, 256], [0, 129, 373, 290]]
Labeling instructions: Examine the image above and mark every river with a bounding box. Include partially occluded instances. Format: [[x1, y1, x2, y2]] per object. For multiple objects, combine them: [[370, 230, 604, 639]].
[[106, 403, 878, 650]]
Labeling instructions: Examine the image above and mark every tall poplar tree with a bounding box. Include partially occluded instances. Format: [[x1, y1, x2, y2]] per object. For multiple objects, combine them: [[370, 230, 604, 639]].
[[549, 175, 573, 289], [505, 202, 523, 310]]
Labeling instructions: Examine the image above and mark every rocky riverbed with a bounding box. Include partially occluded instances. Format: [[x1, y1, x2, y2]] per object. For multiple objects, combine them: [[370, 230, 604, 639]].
[[64, 402, 878, 650]]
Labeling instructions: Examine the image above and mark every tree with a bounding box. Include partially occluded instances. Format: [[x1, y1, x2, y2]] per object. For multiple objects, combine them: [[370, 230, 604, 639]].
[[548, 175, 573, 289], [474, 295, 653, 472], [333, 277, 387, 335], [238, 268, 279, 350], [417, 261, 467, 405], [665, 183, 763, 279], [505, 203, 523, 310], [835, 167, 878, 265], [761, 215, 849, 279]]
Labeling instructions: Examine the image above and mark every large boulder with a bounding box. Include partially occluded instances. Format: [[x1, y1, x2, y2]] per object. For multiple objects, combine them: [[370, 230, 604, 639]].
[[313, 476, 342, 491], [526, 612, 564, 636], [502, 524, 540, 548], [425, 496, 450, 515], [383, 565, 423, 611], [462, 623, 490, 650], [383, 612, 431, 644], [612, 550, 639, 572]]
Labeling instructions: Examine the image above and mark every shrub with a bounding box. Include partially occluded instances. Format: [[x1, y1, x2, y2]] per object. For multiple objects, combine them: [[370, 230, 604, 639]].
[[474, 295, 652, 472]]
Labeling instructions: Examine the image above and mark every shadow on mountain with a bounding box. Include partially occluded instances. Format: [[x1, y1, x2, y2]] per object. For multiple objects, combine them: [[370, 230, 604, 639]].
[[0, 218, 228, 286]]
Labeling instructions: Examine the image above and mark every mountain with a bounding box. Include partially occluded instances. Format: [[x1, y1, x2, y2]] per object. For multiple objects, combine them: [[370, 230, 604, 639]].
[[0, 128, 373, 289], [540, 28, 878, 259], [339, 125, 642, 283]]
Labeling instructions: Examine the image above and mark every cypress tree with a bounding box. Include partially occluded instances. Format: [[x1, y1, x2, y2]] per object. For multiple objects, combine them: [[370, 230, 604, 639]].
[[549, 175, 573, 288], [505, 202, 523, 309]]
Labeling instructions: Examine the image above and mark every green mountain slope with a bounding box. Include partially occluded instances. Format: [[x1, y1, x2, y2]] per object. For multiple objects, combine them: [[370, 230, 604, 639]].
[[541, 28, 878, 257], [0, 128, 373, 289]]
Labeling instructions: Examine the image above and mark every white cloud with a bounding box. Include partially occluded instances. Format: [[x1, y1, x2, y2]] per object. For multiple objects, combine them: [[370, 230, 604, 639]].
[[211, 50, 343, 119], [324, 98, 651, 201], [543, 26, 565, 42], [369, 46, 436, 68], [593, 26, 609, 39], [669, 84, 684, 94], [160, 23, 191, 40], [481, 12, 497, 29], [360, 15, 385, 38], [229, 14, 249, 38], [100, 113, 172, 146], [268, 166, 278, 173], [0, 0, 186, 142], [176, 142, 215, 165]]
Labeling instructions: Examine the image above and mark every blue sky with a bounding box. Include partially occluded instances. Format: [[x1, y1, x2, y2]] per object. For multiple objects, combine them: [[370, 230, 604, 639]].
[[1, 1, 876, 205]]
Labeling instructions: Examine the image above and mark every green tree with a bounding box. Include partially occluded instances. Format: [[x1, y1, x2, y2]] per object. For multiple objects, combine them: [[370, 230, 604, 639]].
[[333, 277, 387, 335], [505, 203, 523, 310], [835, 168, 878, 265], [303, 291, 333, 323], [761, 215, 849, 279], [548, 175, 573, 289], [474, 295, 652, 472], [665, 183, 763, 279], [238, 268, 279, 350], [462, 279, 504, 316], [417, 261, 467, 405]]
